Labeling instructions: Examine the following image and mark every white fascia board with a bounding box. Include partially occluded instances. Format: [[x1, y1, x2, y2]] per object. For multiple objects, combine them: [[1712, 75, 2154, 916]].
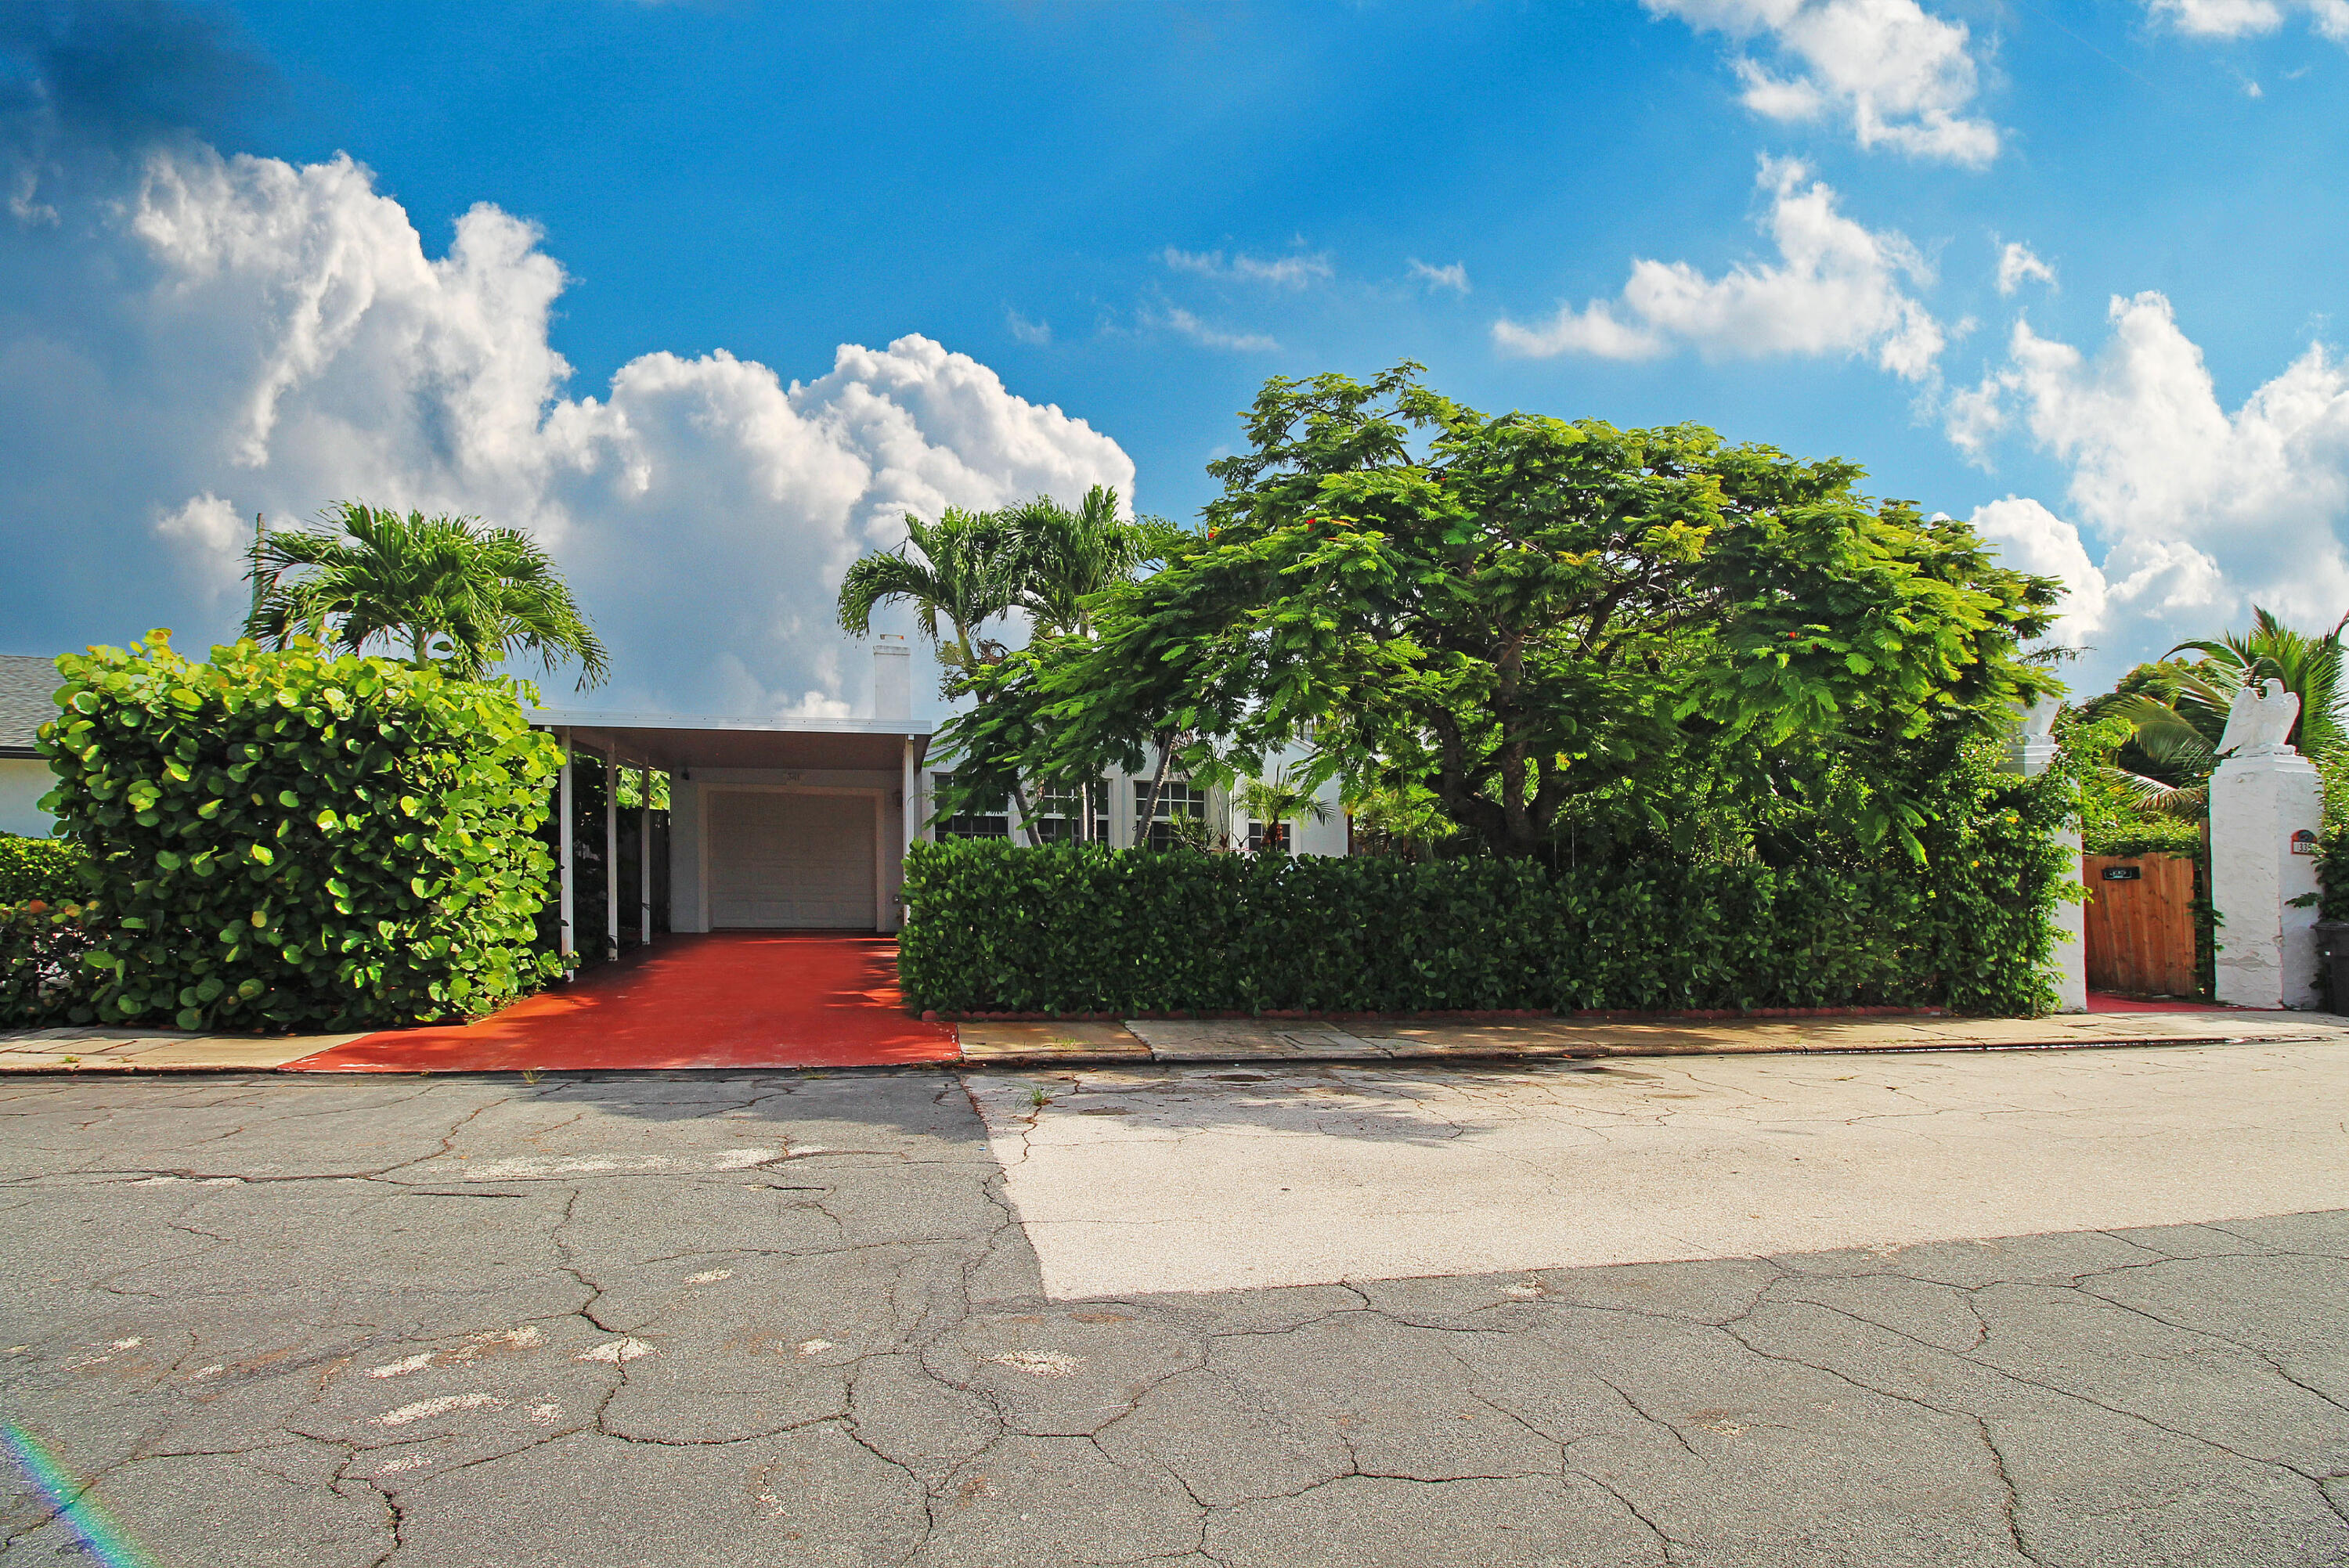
[[531, 708, 933, 738]]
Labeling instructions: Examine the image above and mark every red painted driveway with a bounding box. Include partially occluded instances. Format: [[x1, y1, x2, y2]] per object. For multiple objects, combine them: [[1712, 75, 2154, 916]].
[[287, 932, 958, 1072]]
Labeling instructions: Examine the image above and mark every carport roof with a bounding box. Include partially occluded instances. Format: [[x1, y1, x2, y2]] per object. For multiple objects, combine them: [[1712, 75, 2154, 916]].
[[531, 709, 932, 773]]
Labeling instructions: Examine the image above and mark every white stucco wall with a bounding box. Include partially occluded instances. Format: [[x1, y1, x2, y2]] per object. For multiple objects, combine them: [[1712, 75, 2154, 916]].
[[924, 753, 1351, 856], [669, 767, 908, 933], [0, 759, 56, 838]]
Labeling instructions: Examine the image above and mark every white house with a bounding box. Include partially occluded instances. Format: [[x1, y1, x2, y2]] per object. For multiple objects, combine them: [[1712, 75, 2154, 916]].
[[534, 637, 1348, 950], [0, 655, 60, 838]]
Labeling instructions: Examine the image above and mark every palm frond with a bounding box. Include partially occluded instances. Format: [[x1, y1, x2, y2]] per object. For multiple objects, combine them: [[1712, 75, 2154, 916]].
[[243, 500, 608, 687]]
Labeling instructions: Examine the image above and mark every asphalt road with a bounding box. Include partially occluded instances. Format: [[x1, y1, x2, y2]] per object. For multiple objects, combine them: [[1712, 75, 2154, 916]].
[[1, 1059, 2345, 1567]]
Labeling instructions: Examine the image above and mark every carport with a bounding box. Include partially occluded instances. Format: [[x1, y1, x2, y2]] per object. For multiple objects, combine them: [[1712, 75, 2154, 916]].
[[542, 710, 930, 950], [537, 639, 931, 957]]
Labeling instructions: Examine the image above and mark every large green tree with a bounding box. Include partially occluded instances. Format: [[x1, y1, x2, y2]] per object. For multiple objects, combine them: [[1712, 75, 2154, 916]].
[[939, 366, 2059, 859], [246, 503, 608, 688]]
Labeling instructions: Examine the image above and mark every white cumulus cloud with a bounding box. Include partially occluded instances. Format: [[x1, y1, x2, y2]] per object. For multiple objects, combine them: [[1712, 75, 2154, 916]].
[[1949, 292, 2349, 671], [1645, 0, 2001, 165], [2148, 0, 2349, 40], [1994, 240, 2055, 296], [0, 144, 1134, 716], [1492, 158, 1944, 380]]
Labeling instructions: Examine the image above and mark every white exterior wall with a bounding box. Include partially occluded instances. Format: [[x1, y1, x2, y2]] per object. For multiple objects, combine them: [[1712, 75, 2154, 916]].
[[927, 750, 1351, 855], [669, 767, 909, 933], [0, 758, 55, 838]]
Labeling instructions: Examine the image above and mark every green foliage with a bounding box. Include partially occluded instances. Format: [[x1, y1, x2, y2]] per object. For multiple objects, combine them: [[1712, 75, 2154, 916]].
[[248, 502, 609, 688], [936, 367, 2059, 860], [0, 899, 94, 1027], [2082, 817, 2203, 858], [35, 631, 567, 1032], [903, 748, 2071, 1018], [0, 834, 85, 904]]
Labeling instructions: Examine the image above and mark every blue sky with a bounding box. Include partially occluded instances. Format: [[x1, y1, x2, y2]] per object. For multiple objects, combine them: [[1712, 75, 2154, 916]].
[[5, 0, 2348, 714]]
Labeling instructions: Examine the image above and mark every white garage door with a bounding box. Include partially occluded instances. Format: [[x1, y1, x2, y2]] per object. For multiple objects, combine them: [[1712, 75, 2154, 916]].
[[706, 791, 875, 929]]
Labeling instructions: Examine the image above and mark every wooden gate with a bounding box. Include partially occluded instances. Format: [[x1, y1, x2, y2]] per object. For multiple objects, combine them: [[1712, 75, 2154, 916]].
[[2083, 852, 2200, 997]]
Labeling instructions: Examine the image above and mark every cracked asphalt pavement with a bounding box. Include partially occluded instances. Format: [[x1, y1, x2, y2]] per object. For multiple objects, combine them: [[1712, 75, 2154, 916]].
[[1, 1051, 2345, 1566]]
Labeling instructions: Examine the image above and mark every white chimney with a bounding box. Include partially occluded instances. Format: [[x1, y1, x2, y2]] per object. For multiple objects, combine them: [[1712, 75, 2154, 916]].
[[873, 635, 911, 720]]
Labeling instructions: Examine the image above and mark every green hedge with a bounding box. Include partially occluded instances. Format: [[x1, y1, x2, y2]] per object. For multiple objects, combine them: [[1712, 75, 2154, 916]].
[[900, 777, 2069, 1018], [0, 834, 84, 904], [0, 899, 93, 1026], [2084, 817, 2202, 859], [33, 632, 566, 1032]]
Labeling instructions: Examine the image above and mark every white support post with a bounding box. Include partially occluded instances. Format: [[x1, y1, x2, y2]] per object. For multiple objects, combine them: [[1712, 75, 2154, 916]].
[[604, 744, 621, 959], [2004, 705, 2087, 1013], [557, 730, 575, 971], [902, 741, 920, 850], [638, 766, 653, 947], [2211, 744, 2324, 1009]]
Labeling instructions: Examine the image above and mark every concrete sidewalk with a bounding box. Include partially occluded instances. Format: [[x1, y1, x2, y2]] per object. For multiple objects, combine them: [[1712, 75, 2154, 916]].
[[6, 1007, 2338, 1073], [953, 1007, 2344, 1065]]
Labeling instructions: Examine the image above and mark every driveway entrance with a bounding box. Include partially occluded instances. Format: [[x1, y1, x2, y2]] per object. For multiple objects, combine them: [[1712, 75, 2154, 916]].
[[287, 933, 958, 1072]]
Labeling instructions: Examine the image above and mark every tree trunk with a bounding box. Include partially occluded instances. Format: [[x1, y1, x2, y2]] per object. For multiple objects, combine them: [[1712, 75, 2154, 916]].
[[1136, 730, 1177, 851]]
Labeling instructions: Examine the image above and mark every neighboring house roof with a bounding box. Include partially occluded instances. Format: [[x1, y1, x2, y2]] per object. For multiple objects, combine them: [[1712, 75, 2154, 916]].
[[0, 655, 62, 758]]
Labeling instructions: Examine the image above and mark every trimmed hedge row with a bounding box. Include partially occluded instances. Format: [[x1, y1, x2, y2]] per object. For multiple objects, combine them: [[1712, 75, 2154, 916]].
[[2084, 817, 2202, 859], [900, 794, 2068, 1018], [34, 633, 566, 1032], [0, 834, 83, 904]]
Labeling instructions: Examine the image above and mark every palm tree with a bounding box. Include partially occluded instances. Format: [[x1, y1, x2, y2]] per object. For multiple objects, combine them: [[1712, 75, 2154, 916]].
[[245, 503, 608, 687], [1236, 765, 1332, 854], [845, 494, 1185, 846], [835, 507, 1019, 684], [2171, 607, 2345, 755], [2099, 607, 2346, 816], [999, 486, 1184, 636]]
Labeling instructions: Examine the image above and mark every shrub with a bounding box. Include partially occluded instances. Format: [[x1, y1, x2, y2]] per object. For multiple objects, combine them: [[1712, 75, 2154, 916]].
[[0, 900, 95, 1026], [2083, 816, 2202, 859], [0, 834, 84, 904], [38, 632, 567, 1032], [901, 760, 2071, 1017]]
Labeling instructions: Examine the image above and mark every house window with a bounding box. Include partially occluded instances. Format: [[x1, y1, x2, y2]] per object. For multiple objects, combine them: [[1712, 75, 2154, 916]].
[[931, 773, 1009, 840], [1136, 778, 1207, 850], [1247, 820, 1291, 854], [1031, 779, 1107, 844]]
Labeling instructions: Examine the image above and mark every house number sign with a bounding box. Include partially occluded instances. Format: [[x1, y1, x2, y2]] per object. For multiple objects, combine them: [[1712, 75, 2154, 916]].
[[2293, 830, 2318, 856], [2100, 866, 2142, 881]]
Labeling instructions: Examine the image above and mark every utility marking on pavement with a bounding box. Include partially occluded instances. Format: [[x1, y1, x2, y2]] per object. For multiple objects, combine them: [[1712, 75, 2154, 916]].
[[373, 1454, 434, 1475], [986, 1350, 1082, 1377], [528, 1402, 561, 1424], [109, 1339, 139, 1350], [373, 1393, 507, 1426], [449, 1326, 543, 1359], [687, 1268, 734, 1284], [794, 1339, 835, 1356], [578, 1338, 653, 1364], [368, 1354, 434, 1379], [421, 1149, 782, 1181], [185, 1365, 222, 1382]]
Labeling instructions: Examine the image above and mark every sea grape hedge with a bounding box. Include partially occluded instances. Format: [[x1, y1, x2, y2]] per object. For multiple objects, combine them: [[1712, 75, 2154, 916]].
[[0, 834, 83, 904], [900, 766, 2073, 1018], [34, 633, 566, 1032]]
